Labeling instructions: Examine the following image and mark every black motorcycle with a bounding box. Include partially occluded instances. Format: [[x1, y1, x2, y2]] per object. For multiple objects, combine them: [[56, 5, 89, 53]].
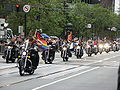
[[3, 44, 17, 63], [42, 45, 55, 64], [112, 43, 119, 52], [61, 46, 71, 62], [98, 44, 104, 54], [104, 43, 110, 53], [85, 45, 93, 57], [74, 45, 83, 59], [92, 45, 99, 55], [17, 42, 36, 76]]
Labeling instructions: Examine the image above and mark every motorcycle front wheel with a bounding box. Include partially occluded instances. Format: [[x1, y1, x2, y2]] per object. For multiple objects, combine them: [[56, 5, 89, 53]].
[[63, 57, 68, 62], [29, 70, 34, 75], [6, 58, 9, 63], [6, 54, 10, 63], [95, 53, 97, 55], [19, 60, 24, 76]]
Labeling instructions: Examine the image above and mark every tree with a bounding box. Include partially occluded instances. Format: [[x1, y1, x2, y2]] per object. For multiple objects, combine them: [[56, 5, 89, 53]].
[[1, 0, 120, 39], [5, 0, 65, 36]]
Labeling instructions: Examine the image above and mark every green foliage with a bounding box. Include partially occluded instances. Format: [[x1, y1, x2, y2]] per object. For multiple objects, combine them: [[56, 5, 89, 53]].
[[1, 0, 120, 39]]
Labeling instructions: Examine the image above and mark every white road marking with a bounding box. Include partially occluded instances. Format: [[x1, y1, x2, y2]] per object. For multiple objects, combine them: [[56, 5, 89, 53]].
[[103, 66, 118, 68], [41, 66, 90, 79], [86, 55, 120, 65], [32, 67, 99, 90]]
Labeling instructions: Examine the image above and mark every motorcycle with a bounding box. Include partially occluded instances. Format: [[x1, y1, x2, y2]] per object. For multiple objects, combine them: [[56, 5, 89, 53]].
[[3, 44, 17, 63], [104, 43, 111, 53], [17, 41, 35, 76], [61, 46, 70, 62], [92, 45, 98, 55], [112, 43, 119, 52], [74, 45, 83, 59], [42, 45, 55, 64], [98, 44, 104, 54], [85, 45, 93, 57]]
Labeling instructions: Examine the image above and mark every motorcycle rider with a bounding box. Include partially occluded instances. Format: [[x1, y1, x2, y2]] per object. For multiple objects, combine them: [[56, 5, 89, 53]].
[[61, 40, 72, 57], [42, 38, 56, 61], [16, 36, 24, 46], [48, 38, 56, 59], [112, 40, 119, 51], [27, 37, 40, 69], [87, 39, 94, 48], [93, 40, 98, 46], [2, 37, 17, 59], [16, 36, 24, 56], [113, 40, 117, 46], [85, 39, 94, 55]]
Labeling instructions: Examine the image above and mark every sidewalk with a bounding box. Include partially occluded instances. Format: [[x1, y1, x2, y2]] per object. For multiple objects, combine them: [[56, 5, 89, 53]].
[[0, 56, 17, 70]]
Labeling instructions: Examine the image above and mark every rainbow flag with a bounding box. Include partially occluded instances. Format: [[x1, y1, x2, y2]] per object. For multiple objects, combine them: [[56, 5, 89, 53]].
[[35, 31, 48, 50]]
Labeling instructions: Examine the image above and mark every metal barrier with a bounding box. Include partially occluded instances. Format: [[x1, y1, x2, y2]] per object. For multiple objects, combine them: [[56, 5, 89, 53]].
[[0, 44, 4, 55]]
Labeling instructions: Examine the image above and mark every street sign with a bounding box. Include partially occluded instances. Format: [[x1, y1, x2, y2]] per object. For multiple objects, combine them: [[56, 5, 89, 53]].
[[86, 24, 92, 29], [23, 5, 30, 13], [18, 26, 23, 34]]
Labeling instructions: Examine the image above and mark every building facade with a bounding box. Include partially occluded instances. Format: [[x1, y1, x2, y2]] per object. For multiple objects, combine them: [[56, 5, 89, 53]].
[[99, 0, 120, 15], [100, 0, 113, 8], [114, 0, 120, 15]]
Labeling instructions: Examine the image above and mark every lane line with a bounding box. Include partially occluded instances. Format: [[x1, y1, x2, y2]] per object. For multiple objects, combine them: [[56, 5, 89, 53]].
[[86, 55, 120, 65], [0, 52, 119, 88], [32, 67, 99, 90]]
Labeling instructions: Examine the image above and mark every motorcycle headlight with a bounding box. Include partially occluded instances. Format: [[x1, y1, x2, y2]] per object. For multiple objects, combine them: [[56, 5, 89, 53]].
[[8, 46, 13, 49], [28, 56, 30, 58], [23, 52, 27, 55], [77, 46, 80, 49], [94, 45, 97, 47], [48, 45, 52, 47], [86, 45, 90, 48], [63, 47, 67, 51], [104, 44, 110, 48], [18, 56, 21, 58], [99, 44, 103, 48]]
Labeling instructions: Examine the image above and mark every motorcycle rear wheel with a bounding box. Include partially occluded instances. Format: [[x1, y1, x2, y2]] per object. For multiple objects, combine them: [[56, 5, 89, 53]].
[[63, 57, 65, 62], [88, 54, 92, 57], [100, 52, 102, 54], [12, 59, 15, 63]]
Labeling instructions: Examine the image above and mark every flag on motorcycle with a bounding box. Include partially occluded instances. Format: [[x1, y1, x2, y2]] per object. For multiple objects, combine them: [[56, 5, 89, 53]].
[[33, 31, 48, 50], [41, 33, 50, 38]]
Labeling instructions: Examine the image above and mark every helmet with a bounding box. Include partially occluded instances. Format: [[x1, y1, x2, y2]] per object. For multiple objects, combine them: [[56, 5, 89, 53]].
[[39, 29, 42, 33]]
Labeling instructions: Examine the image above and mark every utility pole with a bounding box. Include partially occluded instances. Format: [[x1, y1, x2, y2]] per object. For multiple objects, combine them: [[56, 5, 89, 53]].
[[23, 5, 30, 38], [24, 13, 27, 38]]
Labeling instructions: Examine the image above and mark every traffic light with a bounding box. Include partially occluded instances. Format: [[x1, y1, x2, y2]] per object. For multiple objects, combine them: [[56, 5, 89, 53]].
[[15, 4, 21, 12]]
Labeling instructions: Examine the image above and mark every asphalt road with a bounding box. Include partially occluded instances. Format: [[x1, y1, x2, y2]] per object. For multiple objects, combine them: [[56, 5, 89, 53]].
[[0, 51, 119, 90]]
